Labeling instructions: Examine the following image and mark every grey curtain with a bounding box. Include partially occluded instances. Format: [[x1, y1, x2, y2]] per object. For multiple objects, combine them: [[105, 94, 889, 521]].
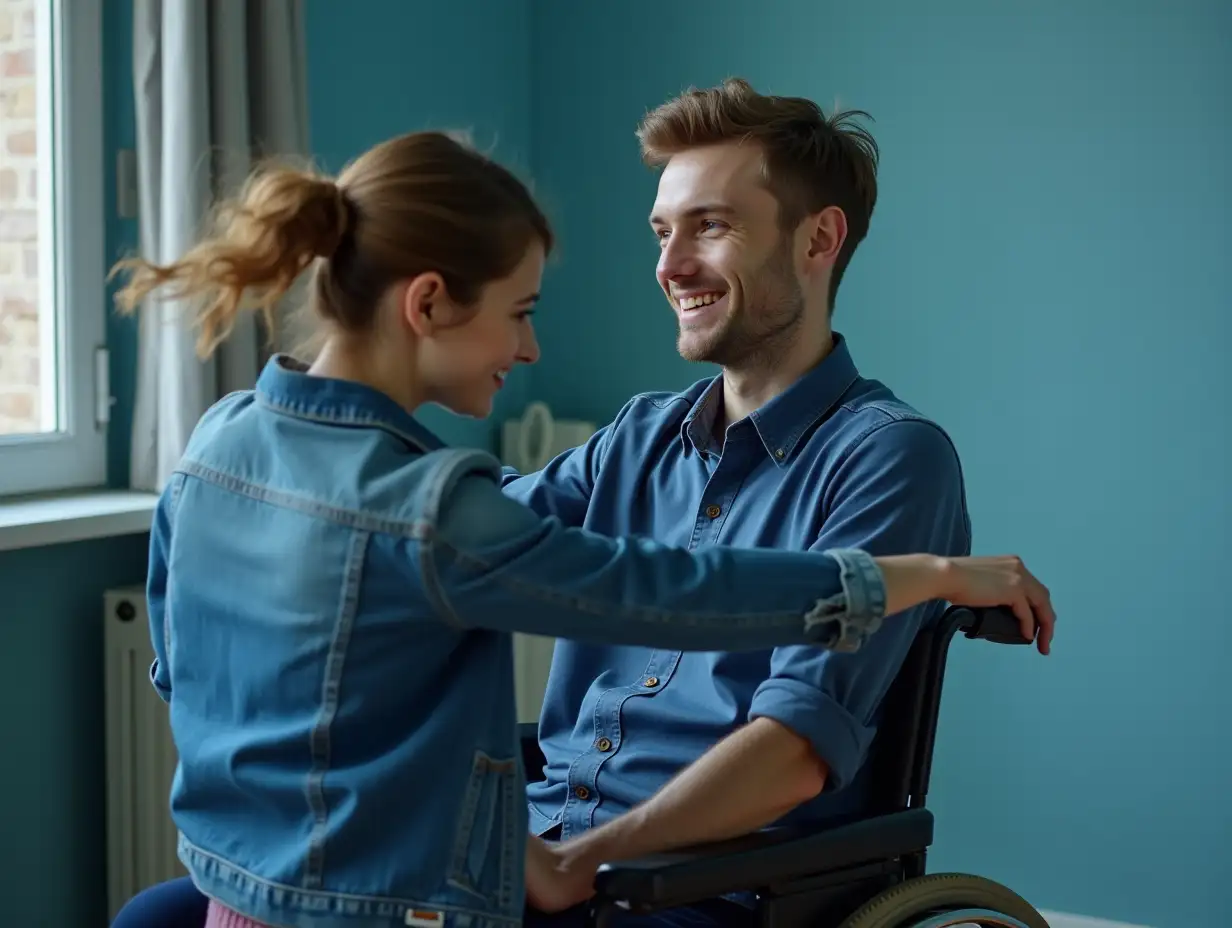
[[130, 1, 309, 491]]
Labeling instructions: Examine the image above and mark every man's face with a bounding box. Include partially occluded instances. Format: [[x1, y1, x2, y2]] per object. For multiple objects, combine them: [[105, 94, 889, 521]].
[[649, 141, 805, 368]]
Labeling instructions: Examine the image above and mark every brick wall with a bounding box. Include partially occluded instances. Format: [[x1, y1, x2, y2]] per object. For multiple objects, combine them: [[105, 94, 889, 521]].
[[0, 0, 40, 436]]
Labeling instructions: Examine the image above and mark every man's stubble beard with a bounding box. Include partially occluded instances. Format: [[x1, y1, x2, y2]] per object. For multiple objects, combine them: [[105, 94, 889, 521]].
[[677, 236, 805, 370]]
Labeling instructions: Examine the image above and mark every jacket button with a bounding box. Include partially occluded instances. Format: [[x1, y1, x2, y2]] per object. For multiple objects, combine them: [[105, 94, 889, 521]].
[[574, 786, 590, 800], [644, 677, 659, 687], [705, 504, 721, 518], [596, 738, 612, 752]]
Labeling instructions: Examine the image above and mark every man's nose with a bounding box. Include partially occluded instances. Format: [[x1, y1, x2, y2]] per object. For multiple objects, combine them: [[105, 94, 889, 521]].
[[658, 236, 701, 281]]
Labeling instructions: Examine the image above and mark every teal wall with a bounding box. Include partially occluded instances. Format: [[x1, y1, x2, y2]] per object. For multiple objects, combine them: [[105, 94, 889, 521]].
[[6, 1, 1227, 925], [528, 1, 1229, 925], [0, 536, 151, 926], [106, 0, 138, 486]]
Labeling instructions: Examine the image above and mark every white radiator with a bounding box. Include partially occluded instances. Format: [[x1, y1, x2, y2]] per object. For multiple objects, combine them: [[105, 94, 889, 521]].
[[513, 632, 556, 725], [103, 585, 185, 921], [101, 587, 557, 917]]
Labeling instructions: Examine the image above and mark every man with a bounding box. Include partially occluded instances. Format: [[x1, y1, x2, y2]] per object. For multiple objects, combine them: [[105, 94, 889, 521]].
[[504, 78, 973, 927]]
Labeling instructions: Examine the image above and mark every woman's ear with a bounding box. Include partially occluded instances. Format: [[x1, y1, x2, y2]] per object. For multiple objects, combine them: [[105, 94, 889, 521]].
[[400, 272, 448, 337]]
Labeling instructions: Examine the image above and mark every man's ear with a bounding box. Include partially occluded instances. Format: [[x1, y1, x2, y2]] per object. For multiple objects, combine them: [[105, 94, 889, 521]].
[[401, 272, 448, 338], [805, 205, 848, 266]]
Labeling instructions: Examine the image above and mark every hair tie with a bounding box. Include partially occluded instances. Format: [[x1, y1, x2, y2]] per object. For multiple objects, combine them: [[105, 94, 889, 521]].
[[317, 183, 353, 259]]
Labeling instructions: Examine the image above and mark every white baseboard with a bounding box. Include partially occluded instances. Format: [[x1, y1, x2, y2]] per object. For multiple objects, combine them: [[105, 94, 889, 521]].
[[1039, 911, 1155, 928]]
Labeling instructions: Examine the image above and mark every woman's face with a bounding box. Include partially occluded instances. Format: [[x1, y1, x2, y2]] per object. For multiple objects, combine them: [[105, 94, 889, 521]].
[[413, 242, 544, 419]]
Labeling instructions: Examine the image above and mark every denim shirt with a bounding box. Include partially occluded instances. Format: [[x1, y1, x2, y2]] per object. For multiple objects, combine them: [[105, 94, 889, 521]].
[[503, 335, 971, 837], [146, 356, 890, 928]]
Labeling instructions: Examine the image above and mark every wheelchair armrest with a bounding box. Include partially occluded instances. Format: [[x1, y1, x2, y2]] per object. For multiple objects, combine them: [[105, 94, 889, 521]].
[[958, 606, 1033, 645], [592, 808, 934, 912]]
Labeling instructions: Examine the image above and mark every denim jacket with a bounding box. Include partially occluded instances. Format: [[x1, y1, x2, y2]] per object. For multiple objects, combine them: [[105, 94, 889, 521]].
[[147, 356, 889, 928]]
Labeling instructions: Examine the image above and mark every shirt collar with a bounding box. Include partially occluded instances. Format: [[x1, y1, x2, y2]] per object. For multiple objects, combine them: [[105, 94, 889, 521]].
[[256, 354, 447, 454], [679, 333, 860, 466]]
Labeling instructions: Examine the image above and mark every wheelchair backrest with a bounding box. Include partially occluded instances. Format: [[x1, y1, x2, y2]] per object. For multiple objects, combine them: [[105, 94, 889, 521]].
[[864, 606, 969, 815]]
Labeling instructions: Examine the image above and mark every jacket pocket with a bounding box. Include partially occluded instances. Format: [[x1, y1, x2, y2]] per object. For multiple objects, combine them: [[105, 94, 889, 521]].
[[447, 751, 520, 908]]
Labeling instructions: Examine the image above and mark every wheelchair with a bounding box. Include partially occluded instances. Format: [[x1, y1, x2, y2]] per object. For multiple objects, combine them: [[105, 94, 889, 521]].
[[520, 606, 1050, 928]]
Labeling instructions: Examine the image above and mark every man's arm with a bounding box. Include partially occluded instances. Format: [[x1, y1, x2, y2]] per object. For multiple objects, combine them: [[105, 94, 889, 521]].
[[554, 419, 970, 869], [500, 419, 616, 524]]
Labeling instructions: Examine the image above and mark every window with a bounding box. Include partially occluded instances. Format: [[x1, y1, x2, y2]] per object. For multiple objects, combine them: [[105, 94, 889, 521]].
[[0, 0, 104, 497]]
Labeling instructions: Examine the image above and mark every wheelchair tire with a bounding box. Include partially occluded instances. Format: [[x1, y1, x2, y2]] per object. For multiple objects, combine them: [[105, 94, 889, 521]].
[[836, 872, 1050, 928]]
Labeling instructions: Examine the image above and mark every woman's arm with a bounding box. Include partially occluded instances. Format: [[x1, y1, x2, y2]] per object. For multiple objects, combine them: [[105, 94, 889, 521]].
[[417, 464, 1052, 653]]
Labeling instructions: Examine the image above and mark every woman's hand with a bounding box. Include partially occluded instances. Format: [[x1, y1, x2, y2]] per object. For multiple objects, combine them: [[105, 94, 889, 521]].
[[524, 835, 597, 914], [876, 554, 1055, 654]]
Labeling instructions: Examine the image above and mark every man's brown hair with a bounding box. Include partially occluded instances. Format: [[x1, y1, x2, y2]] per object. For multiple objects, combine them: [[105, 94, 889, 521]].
[[637, 78, 878, 312]]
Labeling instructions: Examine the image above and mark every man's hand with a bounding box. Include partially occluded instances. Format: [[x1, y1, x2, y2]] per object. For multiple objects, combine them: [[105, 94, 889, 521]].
[[524, 835, 599, 914]]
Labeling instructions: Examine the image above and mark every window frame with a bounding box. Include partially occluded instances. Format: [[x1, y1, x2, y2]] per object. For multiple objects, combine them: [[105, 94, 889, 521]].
[[0, 0, 106, 498]]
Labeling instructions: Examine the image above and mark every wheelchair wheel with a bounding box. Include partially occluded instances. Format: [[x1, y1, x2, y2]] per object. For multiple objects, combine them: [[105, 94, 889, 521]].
[[836, 872, 1050, 928]]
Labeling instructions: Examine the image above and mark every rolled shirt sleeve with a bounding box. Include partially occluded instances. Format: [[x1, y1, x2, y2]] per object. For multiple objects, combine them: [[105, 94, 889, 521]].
[[747, 419, 971, 790]]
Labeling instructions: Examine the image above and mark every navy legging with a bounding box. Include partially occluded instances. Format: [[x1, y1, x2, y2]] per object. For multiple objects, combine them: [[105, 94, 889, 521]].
[[109, 878, 753, 928], [111, 877, 208, 928]]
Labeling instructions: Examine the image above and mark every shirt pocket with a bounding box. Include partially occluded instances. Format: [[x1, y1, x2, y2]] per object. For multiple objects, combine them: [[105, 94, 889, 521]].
[[447, 751, 520, 909]]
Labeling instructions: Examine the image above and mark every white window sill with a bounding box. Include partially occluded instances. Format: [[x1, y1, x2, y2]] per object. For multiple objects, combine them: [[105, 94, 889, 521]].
[[0, 488, 159, 553]]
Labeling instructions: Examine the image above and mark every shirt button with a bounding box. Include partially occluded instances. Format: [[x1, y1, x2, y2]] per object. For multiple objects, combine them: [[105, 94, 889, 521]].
[[644, 676, 659, 687], [705, 504, 721, 518], [596, 738, 612, 752], [574, 786, 590, 800], [774, 448, 785, 460]]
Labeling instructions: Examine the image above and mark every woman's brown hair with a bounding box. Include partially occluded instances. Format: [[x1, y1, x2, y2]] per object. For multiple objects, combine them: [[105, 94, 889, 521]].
[[111, 131, 553, 357]]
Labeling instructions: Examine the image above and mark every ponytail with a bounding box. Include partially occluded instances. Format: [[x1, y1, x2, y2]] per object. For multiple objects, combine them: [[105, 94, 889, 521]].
[[112, 131, 553, 360], [110, 165, 350, 358]]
